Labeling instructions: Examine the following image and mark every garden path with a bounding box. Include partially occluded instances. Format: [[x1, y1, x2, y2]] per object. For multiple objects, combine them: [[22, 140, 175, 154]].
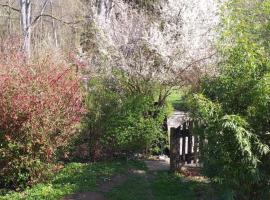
[[62, 159, 170, 200]]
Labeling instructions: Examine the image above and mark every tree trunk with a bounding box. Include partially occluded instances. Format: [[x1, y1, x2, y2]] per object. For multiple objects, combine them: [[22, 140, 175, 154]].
[[20, 0, 32, 58], [8, 0, 12, 34], [50, 0, 58, 48]]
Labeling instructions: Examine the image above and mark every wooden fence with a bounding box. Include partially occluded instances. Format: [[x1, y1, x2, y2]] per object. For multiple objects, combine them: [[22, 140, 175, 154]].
[[170, 120, 200, 171]]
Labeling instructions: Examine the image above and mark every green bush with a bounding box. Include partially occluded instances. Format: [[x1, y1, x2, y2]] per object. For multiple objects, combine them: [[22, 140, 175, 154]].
[[189, 0, 270, 199], [83, 70, 168, 159]]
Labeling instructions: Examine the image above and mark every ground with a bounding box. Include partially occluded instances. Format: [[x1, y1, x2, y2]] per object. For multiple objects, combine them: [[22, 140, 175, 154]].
[[0, 159, 217, 200]]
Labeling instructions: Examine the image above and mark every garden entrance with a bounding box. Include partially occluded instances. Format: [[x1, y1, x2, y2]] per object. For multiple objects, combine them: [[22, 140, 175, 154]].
[[169, 120, 200, 171]]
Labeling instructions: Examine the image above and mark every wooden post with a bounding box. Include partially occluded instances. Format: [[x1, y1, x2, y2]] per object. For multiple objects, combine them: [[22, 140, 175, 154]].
[[187, 134, 192, 164], [181, 124, 186, 165], [194, 136, 199, 165], [170, 127, 180, 172]]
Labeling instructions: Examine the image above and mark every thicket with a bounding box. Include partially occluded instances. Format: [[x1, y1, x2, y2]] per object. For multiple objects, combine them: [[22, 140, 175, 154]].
[[189, 0, 270, 199], [82, 70, 169, 160], [0, 42, 84, 189], [124, 0, 163, 14]]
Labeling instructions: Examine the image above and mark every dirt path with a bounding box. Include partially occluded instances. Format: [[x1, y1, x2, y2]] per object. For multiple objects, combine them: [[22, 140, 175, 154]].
[[62, 174, 128, 200], [144, 159, 170, 171], [62, 159, 169, 200]]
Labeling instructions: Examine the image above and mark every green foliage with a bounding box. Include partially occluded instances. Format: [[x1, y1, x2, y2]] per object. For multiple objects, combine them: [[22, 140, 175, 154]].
[[83, 70, 168, 159], [189, 0, 270, 199], [104, 94, 166, 153]]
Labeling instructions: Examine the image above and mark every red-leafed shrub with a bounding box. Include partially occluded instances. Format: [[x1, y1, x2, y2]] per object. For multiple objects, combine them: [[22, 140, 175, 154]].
[[0, 46, 85, 189]]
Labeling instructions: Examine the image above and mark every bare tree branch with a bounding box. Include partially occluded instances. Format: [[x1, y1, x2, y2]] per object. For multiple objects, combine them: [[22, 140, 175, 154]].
[[30, 0, 49, 29], [177, 52, 217, 75], [0, 3, 20, 12], [31, 14, 84, 26]]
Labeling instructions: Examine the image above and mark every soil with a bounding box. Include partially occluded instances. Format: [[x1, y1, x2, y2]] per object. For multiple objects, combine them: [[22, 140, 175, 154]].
[[144, 159, 170, 171]]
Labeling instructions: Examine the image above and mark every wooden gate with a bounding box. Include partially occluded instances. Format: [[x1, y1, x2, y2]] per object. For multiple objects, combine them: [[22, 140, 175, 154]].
[[170, 120, 200, 171]]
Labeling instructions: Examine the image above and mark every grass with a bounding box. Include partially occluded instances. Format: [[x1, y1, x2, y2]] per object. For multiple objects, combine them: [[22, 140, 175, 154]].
[[0, 160, 145, 200], [151, 172, 215, 200], [107, 174, 150, 200], [0, 159, 217, 200], [167, 88, 189, 111], [107, 171, 216, 200]]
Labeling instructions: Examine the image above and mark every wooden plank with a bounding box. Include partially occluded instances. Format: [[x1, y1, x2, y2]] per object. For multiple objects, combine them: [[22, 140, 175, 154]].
[[194, 136, 198, 164], [170, 127, 180, 172], [182, 135, 186, 164], [182, 122, 189, 136], [187, 133, 192, 164]]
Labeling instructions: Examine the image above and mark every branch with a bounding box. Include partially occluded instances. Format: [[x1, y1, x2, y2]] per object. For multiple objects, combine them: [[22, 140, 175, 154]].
[[41, 0, 49, 13], [0, 3, 20, 12], [30, 0, 49, 28], [178, 52, 217, 75], [32, 14, 84, 26]]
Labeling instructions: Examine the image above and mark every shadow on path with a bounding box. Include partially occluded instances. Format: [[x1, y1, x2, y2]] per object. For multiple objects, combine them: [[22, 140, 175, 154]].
[[62, 159, 169, 200], [144, 160, 170, 171]]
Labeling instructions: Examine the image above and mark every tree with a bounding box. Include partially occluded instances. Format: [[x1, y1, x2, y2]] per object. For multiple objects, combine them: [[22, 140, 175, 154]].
[[0, 0, 85, 57], [81, 0, 219, 96], [20, 0, 31, 57]]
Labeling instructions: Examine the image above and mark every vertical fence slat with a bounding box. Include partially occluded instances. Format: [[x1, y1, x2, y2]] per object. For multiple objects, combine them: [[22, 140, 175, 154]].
[[181, 135, 186, 164], [170, 127, 180, 172], [194, 136, 198, 164], [187, 134, 192, 164]]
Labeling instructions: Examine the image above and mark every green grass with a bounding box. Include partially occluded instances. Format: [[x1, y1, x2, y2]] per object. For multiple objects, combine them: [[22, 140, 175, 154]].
[[0, 160, 217, 200], [107, 171, 216, 200], [151, 172, 215, 200], [107, 174, 150, 200], [167, 88, 189, 111], [0, 160, 145, 200]]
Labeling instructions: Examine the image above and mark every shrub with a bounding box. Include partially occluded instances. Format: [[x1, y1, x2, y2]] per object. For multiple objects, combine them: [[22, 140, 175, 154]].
[[189, 0, 270, 199], [82, 71, 168, 160], [0, 48, 85, 189], [190, 95, 269, 199]]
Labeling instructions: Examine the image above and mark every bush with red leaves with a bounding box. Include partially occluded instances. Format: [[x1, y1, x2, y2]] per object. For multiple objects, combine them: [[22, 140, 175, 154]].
[[0, 46, 85, 189]]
